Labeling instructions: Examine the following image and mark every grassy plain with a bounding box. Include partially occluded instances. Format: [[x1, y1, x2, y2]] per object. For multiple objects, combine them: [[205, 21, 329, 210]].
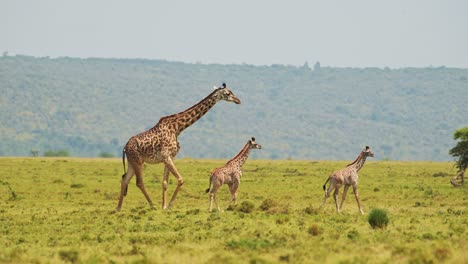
[[0, 158, 466, 263]]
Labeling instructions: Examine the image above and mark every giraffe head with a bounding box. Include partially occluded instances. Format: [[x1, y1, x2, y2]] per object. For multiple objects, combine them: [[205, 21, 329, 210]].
[[214, 83, 241, 104], [249, 137, 262, 149], [363, 146, 374, 157]]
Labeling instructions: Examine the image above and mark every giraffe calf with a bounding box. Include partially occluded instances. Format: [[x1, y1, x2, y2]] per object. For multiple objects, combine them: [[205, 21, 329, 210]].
[[321, 146, 374, 214], [205, 137, 262, 212]]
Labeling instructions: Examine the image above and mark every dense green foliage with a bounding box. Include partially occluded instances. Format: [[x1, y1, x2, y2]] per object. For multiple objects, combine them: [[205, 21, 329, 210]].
[[368, 208, 389, 229], [43, 150, 70, 157], [449, 127, 468, 171], [0, 158, 466, 263], [1, 55, 467, 160]]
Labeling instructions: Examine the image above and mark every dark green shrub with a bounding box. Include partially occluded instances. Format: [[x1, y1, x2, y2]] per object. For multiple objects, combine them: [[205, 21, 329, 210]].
[[237, 201, 255, 213], [304, 205, 319, 215], [347, 229, 360, 240], [99, 152, 115, 158], [308, 224, 322, 236], [259, 198, 277, 211], [432, 172, 448, 177], [44, 150, 70, 157], [368, 208, 389, 229], [59, 249, 79, 263]]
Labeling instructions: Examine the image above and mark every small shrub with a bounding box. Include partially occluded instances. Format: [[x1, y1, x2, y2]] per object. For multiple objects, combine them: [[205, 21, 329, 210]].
[[347, 229, 360, 240], [186, 209, 200, 215], [259, 198, 277, 211], [368, 208, 389, 229], [226, 204, 237, 211], [434, 247, 452, 261], [304, 205, 319, 215], [279, 255, 290, 262], [237, 201, 255, 213], [99, 152, 115, 158], [8, 186, 18, 201], [226, 239, 272, 250], [447, 208, 463, 215], [70, 184, 84, 188], [59, 249, 79, 263], [421, 233, 434, 240], [432, 172, 448, 177], [275, 215, 290, 224], [44, 150, 70, 157], [308, 224, 322, 236]]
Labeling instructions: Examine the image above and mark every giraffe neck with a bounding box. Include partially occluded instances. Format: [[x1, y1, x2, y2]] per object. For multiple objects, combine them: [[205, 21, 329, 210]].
[[158, 90, 220, 136], [348, 152, 368, 171], [227, 143, 252, 168]]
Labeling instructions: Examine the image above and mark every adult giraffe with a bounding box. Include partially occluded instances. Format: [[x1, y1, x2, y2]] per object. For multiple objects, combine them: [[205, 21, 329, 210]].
[[116, 83, 241, 211]]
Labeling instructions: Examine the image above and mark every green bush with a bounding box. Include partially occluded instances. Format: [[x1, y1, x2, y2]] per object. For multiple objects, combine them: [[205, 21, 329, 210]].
[[44, 150, 70, 157], [99, 152, 115, 158], [259, 198, 277, 211], [58, 249, 79, 263], [368, 208, 389, 229], [308, 224, 322, 236], [237, 201, 255, 213]]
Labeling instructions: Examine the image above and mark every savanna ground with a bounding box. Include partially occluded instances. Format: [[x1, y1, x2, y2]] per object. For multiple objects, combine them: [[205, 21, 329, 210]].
[[0, 158, 466, 263]]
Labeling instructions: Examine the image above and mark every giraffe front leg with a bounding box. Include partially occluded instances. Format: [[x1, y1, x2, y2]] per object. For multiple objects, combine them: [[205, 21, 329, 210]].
[[162, 165, 170, 210], [339, 185, 350, 211], [164, 157, 184, 209], [352, 184, 364, 214]]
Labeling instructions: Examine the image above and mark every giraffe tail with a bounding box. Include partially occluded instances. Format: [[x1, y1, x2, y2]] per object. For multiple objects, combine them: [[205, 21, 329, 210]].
[[322, 178, 330, 191], [205, 174, 213, 193], [122, 148, 128, 196]]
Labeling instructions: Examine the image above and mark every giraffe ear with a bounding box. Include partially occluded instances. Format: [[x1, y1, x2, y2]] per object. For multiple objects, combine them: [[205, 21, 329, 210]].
[[213, 86, 218, 90]]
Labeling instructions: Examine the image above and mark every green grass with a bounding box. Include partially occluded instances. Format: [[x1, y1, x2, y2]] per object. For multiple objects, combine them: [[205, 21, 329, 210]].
[[0, 158, 466, 263]]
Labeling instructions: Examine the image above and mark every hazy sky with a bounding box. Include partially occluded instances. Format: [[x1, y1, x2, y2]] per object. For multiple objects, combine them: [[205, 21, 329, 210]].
[[2, 0, 467, 68]]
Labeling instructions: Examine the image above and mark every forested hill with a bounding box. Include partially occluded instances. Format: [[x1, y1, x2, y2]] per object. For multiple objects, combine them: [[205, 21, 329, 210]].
[[1, 55, 467, 160]]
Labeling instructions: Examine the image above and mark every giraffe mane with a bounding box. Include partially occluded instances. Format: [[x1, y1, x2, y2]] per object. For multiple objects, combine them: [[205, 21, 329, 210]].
[[227, 141, 250, 164], [158, 88, 222, 123], [346, 151, 363, 167]]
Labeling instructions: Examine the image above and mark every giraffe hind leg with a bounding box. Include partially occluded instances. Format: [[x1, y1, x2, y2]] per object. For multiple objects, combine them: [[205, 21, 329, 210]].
[[162, 165, 170, 209], [333, 184, 342, 213], [229, 182, 239, 205], [321, 181, 334, 209], [134, 163, 154, 209], [339, 185, 350, 211], [164, 157, 184, 209], [116, 165, 136, 211], [352, 184, 364, 214], [122, 174, 128, 196], [209, 182, 222, 212]]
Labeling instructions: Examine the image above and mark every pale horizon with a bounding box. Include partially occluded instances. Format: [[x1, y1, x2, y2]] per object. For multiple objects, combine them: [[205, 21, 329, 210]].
[[2, 0, 468, 68]]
